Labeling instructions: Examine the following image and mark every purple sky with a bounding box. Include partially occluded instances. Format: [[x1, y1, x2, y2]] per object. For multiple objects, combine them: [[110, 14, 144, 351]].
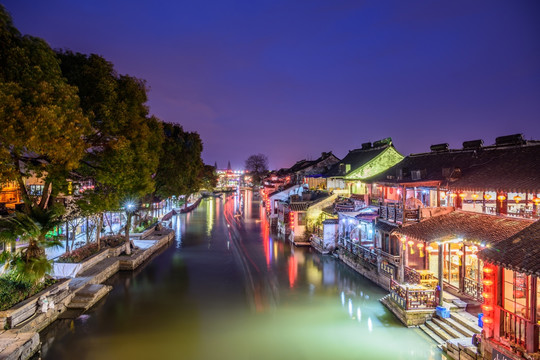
[[4, 0, 540, 169]]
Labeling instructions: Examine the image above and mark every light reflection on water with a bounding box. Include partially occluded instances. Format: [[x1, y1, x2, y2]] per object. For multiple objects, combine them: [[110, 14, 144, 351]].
[[39, 191, 444, 360]]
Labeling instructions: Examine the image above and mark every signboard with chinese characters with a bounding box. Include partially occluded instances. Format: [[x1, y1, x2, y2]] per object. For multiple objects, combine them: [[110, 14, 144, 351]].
[[380, 260, 396, 278], [492, 348, 513, 360]]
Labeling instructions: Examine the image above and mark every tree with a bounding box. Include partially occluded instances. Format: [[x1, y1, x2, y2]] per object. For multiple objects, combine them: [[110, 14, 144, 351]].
[[200, 164, 218, 191], [0, 207, 63, 283], [154, 122, 203, 199], [57, 51, 164, 255], [0, 6, 90, 213], [0, 6, 89, 279], [245, 154, 269, 185]]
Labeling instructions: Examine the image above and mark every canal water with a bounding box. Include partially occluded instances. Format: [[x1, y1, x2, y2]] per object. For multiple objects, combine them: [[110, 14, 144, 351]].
[[40, 191, 445, 360]]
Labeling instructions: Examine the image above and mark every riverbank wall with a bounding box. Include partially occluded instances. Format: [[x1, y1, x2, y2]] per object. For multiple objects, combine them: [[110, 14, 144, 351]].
[[0, 228, 175, 360]]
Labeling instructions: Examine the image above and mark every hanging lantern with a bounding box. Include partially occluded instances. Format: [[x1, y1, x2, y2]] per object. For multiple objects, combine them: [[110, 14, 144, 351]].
[[471, 194, 479, 200], [417, 243, 424, 257], [408, 240, 415, 255], [533, 196, 540, 205], [497, 194, 506, 202], [400, 236, 407, 251], [426, 245, 434, 252], [513, 195, 522, 203], [484, 194, 492, 200], [459, 193, 466, 199], [450, 193, 457, 198], [440, 192, 447, 200]]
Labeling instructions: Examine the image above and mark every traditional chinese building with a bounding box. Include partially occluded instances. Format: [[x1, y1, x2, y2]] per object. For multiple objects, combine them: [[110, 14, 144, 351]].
[[478, 220, 540, 359], [325, 137, 404, 196]]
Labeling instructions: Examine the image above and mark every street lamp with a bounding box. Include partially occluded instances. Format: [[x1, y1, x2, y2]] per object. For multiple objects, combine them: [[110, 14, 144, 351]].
[[123, 200, 137, 255]]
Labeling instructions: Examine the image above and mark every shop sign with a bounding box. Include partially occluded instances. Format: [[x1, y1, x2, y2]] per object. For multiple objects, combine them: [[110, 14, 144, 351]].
[[380, 260, 396, 278], [492, 349, 513, 360]]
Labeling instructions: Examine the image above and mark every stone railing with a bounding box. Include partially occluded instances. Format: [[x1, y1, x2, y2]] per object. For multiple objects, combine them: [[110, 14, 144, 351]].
[[390, 279, 436, 311]]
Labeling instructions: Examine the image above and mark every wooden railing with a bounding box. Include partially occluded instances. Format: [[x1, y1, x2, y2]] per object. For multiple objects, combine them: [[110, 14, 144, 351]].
[[376, 249, 401, 266], [343, 240, 377, 266], [404, 266, 421, 284], [500, 308, 527, 348], [463, 277, 483, 301], [390, 279, 437, 310], [379, 203, 421, 223]]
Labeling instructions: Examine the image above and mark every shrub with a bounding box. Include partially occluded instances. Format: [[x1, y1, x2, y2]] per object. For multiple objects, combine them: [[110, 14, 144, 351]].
[[57, 235, 127, 263], [57, 242, 99, 263], [133, 217, 158, 233], [0, 273, 56, 311], [100, 235, 126, 248]]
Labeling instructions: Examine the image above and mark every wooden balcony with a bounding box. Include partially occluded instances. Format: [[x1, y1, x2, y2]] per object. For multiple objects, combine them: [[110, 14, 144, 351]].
[[341, 239, 377, 266], [390, 278, 437, 310], [378, 203, 420, 224], [499, 307, 540, 353]]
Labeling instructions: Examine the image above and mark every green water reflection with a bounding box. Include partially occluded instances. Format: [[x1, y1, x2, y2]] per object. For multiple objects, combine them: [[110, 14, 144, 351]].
[[40, 191, 444, 360]]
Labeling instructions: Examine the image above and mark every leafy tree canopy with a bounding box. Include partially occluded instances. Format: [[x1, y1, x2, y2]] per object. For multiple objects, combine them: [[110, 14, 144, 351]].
[[0, 5, 90, 212]]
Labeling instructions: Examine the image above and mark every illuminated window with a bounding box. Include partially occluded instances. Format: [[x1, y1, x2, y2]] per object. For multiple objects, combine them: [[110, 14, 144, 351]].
[[504, 268, 529, 319]]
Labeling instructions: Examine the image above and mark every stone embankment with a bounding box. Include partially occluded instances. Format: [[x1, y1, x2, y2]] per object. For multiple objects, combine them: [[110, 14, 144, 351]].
[[0, 227, 175, 360]]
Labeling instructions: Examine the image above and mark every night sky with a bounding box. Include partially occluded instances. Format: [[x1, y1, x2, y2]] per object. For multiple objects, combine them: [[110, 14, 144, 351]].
[[3, 1, 539, 169]]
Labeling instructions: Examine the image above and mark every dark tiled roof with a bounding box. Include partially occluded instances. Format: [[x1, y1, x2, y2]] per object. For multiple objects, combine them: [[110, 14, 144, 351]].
[[449, 144, 540, 193], [289, 202, 311, 211], [366, 142, 540, 193], [375, 220, 399, 234], [286, 152, 340, 174], [394, 211, 532, 243], [323, 218, 339, 224], [479, 220, 540, 276], [325, 145, 390, 177]]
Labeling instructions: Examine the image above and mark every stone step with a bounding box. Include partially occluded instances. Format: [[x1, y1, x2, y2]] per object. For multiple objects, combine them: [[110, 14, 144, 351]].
[[432, 317, 468, 339], [419, 324, 446, 346], [67, 284, 112, 310], [436, 315, 476, 338], [425, 320, 454, 342], [451, 312, 482, 334], [446, 337, 478, 360]]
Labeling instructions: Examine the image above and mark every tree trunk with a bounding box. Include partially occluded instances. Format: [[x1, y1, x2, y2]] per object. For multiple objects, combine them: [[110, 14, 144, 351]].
[[38, 180, 52, 210], [96, 213, 104, 251], [65, 221, 70, 253], [26, 239, 45, 261], [125, 212, 132, 255]]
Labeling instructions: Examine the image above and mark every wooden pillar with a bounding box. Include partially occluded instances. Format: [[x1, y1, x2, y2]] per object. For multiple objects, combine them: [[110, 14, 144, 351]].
[[402, 186, 406, 221], [436, 185, 440, 207], [482, 191, 486, 213], [525, 276, 538, 353], [460, 245, 467, 292], [438, 242, 444, 306]]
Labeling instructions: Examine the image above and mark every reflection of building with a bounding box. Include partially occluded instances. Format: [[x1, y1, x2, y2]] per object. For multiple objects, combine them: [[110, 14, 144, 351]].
[[216, 169, 249, 189]]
